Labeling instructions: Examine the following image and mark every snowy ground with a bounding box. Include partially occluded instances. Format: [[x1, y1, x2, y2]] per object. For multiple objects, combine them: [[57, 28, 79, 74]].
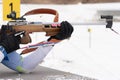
[[1, 3, 120, 80]]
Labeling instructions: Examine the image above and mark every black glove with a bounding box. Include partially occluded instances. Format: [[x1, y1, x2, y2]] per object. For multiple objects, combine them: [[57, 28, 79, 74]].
[[48, 21, 74, 41], [0, 25, 15, 42], [0, 31, 23, 53], [0, 25, 25, 53]]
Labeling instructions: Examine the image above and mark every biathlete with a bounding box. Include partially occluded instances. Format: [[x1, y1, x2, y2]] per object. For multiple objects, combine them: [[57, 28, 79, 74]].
[[0, 21, 73, 73]]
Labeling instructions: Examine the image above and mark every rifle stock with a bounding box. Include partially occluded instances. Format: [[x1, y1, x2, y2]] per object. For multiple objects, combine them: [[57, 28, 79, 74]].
[[12, 24, 60, 44]]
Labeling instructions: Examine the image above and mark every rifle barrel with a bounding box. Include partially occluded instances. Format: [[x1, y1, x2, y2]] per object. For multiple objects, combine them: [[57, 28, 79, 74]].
[[29, 21, 107, 26]]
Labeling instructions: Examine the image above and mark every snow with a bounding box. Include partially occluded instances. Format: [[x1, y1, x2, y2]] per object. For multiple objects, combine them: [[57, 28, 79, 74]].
[[1, 3, 120, 80]]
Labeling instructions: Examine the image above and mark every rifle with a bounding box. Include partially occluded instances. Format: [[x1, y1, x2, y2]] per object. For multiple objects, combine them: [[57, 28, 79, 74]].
[[4, 8, 60, 44], [4, 8, 118, 45]]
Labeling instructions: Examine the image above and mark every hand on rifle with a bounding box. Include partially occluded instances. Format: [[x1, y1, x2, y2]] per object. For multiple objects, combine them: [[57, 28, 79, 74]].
[[0, 25, 24, 53], [48, 21, 74, 42]]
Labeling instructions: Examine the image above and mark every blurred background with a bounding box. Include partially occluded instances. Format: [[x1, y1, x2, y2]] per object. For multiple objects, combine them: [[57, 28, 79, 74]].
[[20, 0, 120, 4], [1, 0, 120, 80]]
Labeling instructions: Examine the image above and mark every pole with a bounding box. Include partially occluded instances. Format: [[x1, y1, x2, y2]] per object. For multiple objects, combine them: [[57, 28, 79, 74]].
[[88, 28, 92, 48], [69, 21, 107, 25]]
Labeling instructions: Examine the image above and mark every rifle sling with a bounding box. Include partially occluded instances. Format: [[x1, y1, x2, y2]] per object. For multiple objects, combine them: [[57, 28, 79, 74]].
[[22, 8, 59, 22]]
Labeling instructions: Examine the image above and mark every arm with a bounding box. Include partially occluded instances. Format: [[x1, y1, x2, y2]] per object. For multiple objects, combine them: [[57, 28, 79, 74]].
[[0, 31, 22, 59], [21, 39, 61, 55], [21, 21, 74, 55]]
